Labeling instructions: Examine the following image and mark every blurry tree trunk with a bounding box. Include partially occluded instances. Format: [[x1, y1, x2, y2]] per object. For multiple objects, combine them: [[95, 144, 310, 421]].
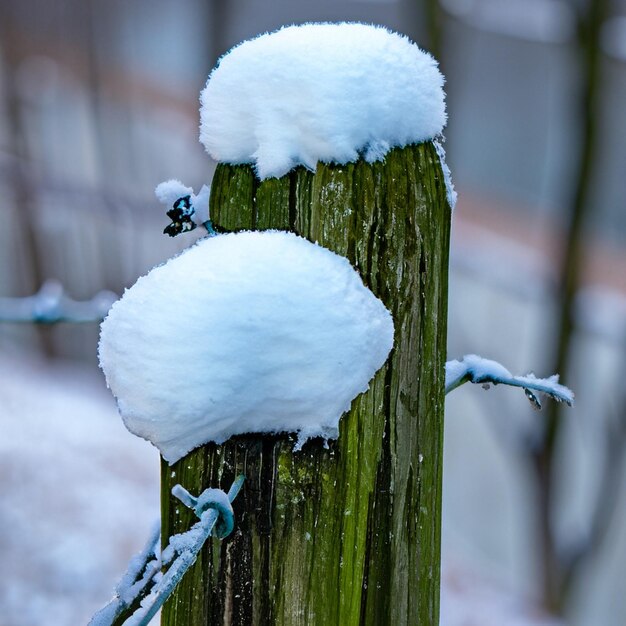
[[423, 0, 443, 60], [532, 0, 608, 613], [160, 142, 451, 626], [0, 9, 54, 355]]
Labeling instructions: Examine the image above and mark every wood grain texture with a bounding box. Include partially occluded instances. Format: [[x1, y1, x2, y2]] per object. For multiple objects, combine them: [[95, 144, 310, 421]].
[[161, 142, 451, 626]]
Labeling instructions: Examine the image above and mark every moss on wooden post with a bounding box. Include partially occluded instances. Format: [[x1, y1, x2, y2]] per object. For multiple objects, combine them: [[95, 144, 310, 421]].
[[161, 142, 451, 626]]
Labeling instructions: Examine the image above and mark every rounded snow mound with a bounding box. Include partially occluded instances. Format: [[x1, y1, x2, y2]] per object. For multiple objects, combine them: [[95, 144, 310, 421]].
[[200, 22, 446, 179], [99, 231, 394, 463]]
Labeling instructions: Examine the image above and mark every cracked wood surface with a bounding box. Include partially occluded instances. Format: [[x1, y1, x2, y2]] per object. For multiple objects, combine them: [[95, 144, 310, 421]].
[[161, 142, 451, 626]]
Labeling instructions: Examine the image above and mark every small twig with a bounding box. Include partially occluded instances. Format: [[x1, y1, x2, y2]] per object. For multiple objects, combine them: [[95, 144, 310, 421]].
[[445, 354, 574, 409]]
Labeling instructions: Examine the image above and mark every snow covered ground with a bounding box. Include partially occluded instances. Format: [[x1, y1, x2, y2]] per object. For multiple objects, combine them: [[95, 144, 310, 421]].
[[440, 564, 561, 626], [0, 350, 159, 626], [0, 348, 560, 626]]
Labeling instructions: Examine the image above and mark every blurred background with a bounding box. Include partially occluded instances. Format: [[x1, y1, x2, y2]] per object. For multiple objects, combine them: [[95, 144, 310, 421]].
[[0, 0, 624, 624]]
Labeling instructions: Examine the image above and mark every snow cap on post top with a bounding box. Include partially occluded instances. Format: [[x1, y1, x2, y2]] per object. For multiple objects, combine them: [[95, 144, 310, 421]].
[[200, 22, 446, 179]]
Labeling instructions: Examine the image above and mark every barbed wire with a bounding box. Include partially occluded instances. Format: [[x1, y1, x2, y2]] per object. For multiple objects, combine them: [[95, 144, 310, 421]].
[[0, 280, 116, 323], [89, 475, 245, 626]]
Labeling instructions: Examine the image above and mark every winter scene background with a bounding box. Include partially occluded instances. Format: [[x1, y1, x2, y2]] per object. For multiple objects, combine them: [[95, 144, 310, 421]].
[[1, 1, 625, 625]]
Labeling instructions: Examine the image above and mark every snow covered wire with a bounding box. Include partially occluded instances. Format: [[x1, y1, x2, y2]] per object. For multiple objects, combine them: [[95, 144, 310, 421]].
[[88, 524, 161, 626], [89, 475, 244, 626], [125, 475, 244, 626], [169, 484, 237, 540], [445, 354, 574, 409], [0, 280, 116, 324], [155, 180, 213, 237]]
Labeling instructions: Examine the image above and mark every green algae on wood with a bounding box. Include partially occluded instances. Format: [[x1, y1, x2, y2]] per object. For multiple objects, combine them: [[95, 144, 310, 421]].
[[161, 142, 451, 626]]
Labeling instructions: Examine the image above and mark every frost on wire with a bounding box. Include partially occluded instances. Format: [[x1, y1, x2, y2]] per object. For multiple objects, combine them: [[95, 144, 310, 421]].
[[99, 231, 394, 463], [200, 22, 447, 179], [445, 354, 574, 408], [155, 179, 210, 226]]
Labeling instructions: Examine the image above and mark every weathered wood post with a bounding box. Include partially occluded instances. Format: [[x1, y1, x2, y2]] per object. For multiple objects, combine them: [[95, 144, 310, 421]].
[[160, 141, 452, 625]]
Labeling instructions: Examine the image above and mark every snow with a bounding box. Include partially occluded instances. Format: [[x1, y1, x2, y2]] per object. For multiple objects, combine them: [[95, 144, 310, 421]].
[[155, 179, 210, 225], [199, 22, 446, 179], [88, 524, 160, 626], [445, 354, 574, 407], [193, 186, 210, 224], [155, 179, 193, 207], [446, 354, 511, 389], [0, 350, 159, 626], [99, 231, 394, 463], [433, 138, 457, 210]]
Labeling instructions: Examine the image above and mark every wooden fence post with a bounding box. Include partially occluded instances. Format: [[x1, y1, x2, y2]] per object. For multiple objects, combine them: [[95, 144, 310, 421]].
[[161, 141, 451, 625]]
